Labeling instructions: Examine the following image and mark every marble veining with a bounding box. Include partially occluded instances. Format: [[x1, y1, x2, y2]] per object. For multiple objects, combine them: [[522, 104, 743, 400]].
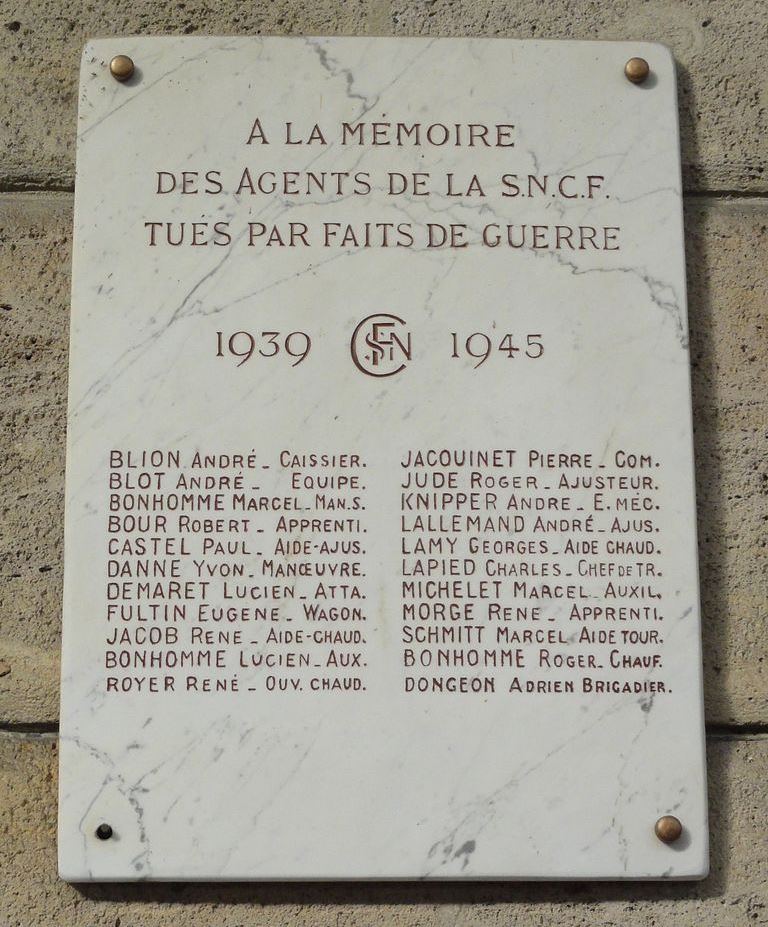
[[59, 37, 707, 881]]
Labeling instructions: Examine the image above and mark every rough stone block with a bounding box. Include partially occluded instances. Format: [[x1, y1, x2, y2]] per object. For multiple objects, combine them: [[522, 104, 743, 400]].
[[387, 1, 768, 193], [0, 193, 71, 724], [0, 2, 766, 191]]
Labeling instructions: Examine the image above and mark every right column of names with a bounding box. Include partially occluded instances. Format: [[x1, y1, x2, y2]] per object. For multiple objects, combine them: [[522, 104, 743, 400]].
[[399, 448, 669, 698]]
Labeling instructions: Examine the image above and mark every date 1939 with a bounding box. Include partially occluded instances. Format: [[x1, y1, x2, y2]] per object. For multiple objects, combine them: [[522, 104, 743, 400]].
[[215, 330, 312, 367]]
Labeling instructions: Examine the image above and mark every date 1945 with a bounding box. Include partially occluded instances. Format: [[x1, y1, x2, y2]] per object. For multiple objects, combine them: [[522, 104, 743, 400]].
[[450, 332, 544, 367]]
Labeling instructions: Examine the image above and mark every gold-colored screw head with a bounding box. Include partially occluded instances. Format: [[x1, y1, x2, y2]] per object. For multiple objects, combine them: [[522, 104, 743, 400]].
[[625, 57, 650, 84], [655, 815, 683, 843], [109, 55, 135, 82]]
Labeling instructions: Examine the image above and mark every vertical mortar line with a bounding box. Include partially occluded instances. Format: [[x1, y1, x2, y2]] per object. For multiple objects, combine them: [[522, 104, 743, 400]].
[[367, 0, 393, 36]]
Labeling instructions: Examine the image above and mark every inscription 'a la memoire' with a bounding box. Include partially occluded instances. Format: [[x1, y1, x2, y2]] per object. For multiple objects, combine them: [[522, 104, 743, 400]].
[[144, 115, 622, 254]]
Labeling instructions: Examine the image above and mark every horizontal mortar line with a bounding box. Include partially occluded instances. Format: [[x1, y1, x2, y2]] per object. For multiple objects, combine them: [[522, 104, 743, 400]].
[[684, 189, 768, 200], [1, 181, 768, 200], [706, 722, 768, 738], [0, 181, 74, 194], [1, 721, 767, 738], [0, 721, 59, 734]]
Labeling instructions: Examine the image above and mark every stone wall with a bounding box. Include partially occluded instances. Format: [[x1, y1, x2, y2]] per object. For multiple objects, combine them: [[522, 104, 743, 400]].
[[1, 1, 765, 924]]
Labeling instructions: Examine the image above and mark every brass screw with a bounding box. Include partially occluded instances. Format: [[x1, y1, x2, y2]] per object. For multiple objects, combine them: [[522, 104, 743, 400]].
[[624, 57, 650, 84], [654, 815, 683, 843], [109, 55, 135, 82]]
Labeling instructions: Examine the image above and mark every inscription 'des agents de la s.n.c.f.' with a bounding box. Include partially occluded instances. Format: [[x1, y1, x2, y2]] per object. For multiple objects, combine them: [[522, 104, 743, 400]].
[[59, 37, 707, 882]]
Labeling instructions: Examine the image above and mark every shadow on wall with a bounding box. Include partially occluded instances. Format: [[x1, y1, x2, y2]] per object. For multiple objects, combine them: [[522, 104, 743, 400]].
[[72, 61, 735, 912], [684, 191, 733, 727]]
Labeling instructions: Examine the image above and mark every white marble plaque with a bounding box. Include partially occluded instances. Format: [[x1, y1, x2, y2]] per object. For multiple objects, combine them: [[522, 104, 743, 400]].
[[59, 37, 708, 881]]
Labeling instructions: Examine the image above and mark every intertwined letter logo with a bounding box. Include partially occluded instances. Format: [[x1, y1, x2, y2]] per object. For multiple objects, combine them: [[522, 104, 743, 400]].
[[350, 314, 412, 377]]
